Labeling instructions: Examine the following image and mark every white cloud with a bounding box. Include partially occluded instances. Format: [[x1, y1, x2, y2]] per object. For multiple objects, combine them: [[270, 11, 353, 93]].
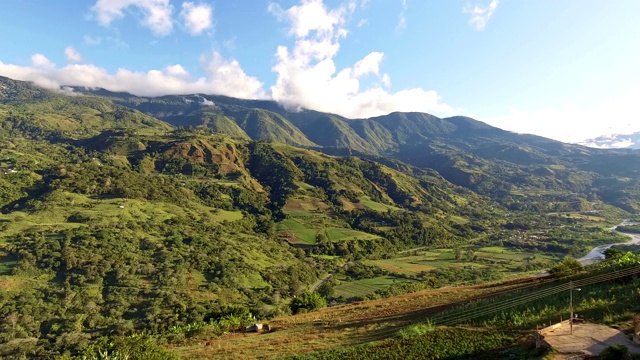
[[180, 2, 213, 35], [396, 0, 408, 31], [200, 97, 215, 106], [31, 54, 55, 69], [91, 0, 174, 36], [381, 73, 391, 87], [223, 36, 237, 51], [83, 35, 129, 49], [2, 0, 452, 121], [584, 138, 634, 149], [396, 14, 406, 31], [482, 88, 640, 143], [463, 0, 499, 31], [65, 47, 83, 63], [353, 52, 383, 77], [0, 51, 265, 100], [274, 0, 347, 38], [83, 35, 102, 45], [269, 0, 451, 118], [199, 52, 266, 99], [165, 64, 189, 77], [357, 18, 367, 27]]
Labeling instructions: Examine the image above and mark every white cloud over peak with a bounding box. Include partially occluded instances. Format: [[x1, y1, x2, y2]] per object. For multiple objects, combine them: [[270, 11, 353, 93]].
[[91, 0, 174, 36], [180, 2, 213, 35], [165, 64, 189, 77], [464, 0, 499, 31], [0, 51, 265, 100], [3, 0, 451, 121], [199, 52, 266, 99], [65, 47, 83, 63], [269, 0, 451, 119]]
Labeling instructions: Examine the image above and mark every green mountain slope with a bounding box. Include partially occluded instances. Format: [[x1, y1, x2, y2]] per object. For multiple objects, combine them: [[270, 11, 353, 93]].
[[0, 76, 171, 139], [51, 82, 640, 212]]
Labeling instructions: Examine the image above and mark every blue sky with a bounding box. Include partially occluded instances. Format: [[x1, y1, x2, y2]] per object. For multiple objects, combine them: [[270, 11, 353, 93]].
[[1, 0, 639, 144]]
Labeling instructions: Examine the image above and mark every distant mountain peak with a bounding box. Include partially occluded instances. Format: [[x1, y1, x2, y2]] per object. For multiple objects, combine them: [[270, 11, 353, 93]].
[[581, 133, 640, 149]]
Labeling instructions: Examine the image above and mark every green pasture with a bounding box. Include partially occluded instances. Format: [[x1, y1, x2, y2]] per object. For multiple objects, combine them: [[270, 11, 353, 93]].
[[0, 191, 243, 238], [277, 218, 380, 244], [358, 196, 400, 212]]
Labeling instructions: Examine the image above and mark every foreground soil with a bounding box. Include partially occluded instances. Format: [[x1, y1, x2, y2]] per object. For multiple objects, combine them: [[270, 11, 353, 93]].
[[541, 321, 640, 357]]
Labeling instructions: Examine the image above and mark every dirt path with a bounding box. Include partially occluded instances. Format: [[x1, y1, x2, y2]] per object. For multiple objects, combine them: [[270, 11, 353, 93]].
[[310, 261, 352, 292]]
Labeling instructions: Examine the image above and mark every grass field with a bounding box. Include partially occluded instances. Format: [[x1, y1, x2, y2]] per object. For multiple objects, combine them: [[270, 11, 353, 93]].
[[169, 276, 545, 360], [333, 275, 408, 298], [358, 196, 400, 212], [0, 191, 244, 238]]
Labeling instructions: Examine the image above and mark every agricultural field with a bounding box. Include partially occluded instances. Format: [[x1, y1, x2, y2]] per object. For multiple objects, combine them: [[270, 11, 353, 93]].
[[340, 196, 399, 212], [366, 247, 558, 277], [277, 195, 381, 244], [277, 218, 380, 244]]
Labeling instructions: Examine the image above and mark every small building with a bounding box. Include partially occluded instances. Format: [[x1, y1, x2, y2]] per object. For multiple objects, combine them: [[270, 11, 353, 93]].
[[245, 323, 263, 332]]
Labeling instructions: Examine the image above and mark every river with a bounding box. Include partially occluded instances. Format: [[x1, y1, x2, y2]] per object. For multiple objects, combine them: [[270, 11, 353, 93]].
[[578, 220, 640, 265]]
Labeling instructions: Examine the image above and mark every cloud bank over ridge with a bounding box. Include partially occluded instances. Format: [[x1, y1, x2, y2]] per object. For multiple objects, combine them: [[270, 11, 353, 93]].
[[0, 0, 452, 120]]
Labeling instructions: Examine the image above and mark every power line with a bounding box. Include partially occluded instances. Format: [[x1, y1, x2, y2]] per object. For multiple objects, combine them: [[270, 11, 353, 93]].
[[430, 265, 640, 326]]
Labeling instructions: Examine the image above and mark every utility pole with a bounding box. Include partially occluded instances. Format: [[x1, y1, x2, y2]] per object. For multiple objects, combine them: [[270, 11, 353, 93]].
[[569, 281, 581, 335]]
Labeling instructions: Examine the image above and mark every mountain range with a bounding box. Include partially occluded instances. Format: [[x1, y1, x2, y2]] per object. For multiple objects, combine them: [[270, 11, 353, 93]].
[[71, 83, 640, 211]]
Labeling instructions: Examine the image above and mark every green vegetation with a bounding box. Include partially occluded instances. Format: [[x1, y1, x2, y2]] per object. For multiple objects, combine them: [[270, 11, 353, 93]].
[[3, 76, 640, 358], [617, 224, 640, 234], [290, 292, 327, 314], [288, 327, 520, 360]]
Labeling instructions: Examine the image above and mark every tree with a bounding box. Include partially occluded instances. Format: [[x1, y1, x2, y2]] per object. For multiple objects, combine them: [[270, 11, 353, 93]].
[[465, 249, 475, 262], [604, 248, 623, 260], [290, 292, 327, 314], [549, 257, 583, 276], [317, 281, 335, 299]]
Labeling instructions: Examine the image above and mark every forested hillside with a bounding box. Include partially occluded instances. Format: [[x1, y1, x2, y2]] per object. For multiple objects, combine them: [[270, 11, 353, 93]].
[[0, 76, 639, 358], [76, 82, 640, 212]]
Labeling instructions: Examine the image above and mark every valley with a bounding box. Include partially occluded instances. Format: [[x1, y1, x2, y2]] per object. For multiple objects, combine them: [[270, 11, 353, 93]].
[[0, 75, 639, 359]]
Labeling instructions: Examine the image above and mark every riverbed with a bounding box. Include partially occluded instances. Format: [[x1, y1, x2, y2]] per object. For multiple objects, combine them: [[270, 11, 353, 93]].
[[578, 220, 640, 265]]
